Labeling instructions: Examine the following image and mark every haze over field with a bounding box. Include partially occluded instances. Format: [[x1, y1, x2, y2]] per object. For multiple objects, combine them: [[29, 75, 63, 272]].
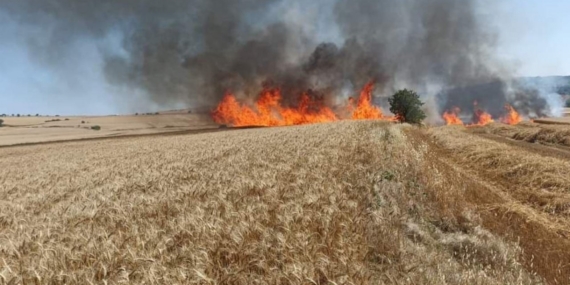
[[0, 0, 569, 120]]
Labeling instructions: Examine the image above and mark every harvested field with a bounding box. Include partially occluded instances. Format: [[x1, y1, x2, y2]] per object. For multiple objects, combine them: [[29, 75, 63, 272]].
[[476, 122, 570, 148], [425, 125, 570, 283], [0, 121, 543, 284], [0, 112, 216, 146], [431, 126, 570, 195]]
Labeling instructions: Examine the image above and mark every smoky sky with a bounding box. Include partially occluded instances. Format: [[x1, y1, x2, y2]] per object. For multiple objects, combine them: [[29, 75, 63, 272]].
[[0, 0, 562, 121]]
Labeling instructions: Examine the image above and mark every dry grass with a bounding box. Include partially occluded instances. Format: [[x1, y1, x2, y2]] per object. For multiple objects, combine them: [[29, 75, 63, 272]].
[[481, 122, 570, 147], [425, 125, 570, 283], [0, 121, 541, 284], [429, 126, 570, 196]]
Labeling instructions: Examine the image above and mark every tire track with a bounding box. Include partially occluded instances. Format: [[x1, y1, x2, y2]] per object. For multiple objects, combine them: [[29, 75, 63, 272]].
[[408, 130, 570, 284], [469, 128, 570, 161]]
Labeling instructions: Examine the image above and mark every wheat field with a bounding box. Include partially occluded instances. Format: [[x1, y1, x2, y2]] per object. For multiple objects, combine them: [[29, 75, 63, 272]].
[[0, 121, 550, 284], [426, 125, 570, 284], [479, 122, 570, 147]]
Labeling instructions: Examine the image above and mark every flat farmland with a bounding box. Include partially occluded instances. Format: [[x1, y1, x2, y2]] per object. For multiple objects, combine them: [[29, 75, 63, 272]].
[[0, 112, 216, 146]]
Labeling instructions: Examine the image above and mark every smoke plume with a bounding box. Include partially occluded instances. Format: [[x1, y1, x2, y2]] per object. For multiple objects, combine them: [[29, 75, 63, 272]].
[[0, 0, 562, 120]]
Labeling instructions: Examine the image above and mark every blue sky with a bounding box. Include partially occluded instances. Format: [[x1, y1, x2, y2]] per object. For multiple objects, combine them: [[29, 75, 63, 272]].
[[0, 1, 568, 115], [496, 1, 570, 77]]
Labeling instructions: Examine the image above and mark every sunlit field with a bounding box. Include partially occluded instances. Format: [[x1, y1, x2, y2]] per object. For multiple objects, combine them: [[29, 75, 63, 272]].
[[3, 120, 570, 283]]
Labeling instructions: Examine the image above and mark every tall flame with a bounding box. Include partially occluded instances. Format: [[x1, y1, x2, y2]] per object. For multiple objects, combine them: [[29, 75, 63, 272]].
[[471, 101, 494, 126], [212, 82, 391, 127], [443, 107, 464, 125], [472, 109, 494, 126], [350, 82, 383, 120], [501, 104, 522, 125]]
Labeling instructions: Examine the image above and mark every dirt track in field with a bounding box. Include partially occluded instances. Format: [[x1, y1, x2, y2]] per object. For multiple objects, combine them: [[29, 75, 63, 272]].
[[417, 126, 570, 284], [468, 128, 570, 161]]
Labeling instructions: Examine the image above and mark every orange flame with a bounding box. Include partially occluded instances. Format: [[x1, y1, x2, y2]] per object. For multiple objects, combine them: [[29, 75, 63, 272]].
[[212, 82, 390, 127], [469, 101, 494, 126], [472, 109, 494, 126], [443, 107, 464, 125], [442, 103, 523, 127], [350, 82, 383, 120], [501, 104, 522, 125]]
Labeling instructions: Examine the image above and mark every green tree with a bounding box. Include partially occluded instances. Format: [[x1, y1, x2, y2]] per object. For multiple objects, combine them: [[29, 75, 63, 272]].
[[0, 119, 3, 127], [388, 89, 426, 124]]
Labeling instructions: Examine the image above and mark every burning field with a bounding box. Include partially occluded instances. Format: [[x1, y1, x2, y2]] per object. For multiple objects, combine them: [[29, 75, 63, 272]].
[[5, 0, 564, 126], [3, 0, 570, 283], [209, 80, 528, 128], [211, 82, 393, 127], [442, 103, 523, 126]]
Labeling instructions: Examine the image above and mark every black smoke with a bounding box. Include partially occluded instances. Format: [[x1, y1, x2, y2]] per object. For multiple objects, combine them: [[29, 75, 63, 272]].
[[0, 0, 561, 120]]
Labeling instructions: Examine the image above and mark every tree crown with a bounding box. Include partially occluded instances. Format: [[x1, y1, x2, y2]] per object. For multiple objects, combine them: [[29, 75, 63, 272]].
[[388, 89, 426, 124]]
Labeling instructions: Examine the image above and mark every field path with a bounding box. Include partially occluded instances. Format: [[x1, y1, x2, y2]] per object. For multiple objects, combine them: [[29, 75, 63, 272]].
[[469, 128, 570, 161], [411, 127, 570, 284]]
